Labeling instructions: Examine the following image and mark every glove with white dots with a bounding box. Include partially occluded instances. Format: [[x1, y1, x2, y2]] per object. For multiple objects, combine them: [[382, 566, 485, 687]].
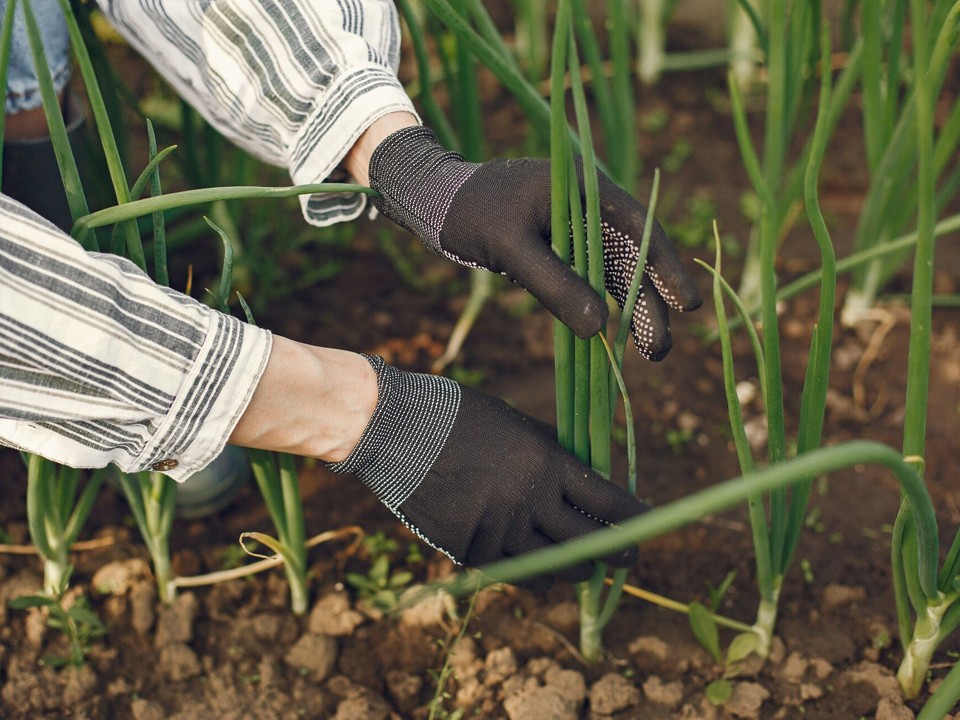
[[368, 126, 702, 360]]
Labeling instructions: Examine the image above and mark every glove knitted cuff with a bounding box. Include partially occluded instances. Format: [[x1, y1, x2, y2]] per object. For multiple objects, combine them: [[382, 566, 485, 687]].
[[325, 355, 461, 512], [368, 126, 480, 255]]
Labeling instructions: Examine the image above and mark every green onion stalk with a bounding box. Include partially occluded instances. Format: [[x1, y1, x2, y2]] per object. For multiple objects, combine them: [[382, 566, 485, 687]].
[[116, 471, 178, 603], [549, 0, 653, 662], [733, 0, 822, 309], [419, 0, 494, 372], [430, 441, 939, 608], [728, 0, 765, 92], [892, 0, 960, 704], [26, 456, 105, 596], [840, 0, 960, 326], [246, 450, 310, 615], [638, 0, 667, 85], [714, 14, 839, 656]]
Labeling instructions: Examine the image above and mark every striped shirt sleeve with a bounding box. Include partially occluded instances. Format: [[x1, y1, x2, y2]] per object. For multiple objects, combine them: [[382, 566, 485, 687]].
[[99, 0, 419, 226], [0, 196, 273, 481]]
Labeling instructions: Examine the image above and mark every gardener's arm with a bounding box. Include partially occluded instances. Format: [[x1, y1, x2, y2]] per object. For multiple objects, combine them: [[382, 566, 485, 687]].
[[100, 0, 418, 227], [0, 195, 271, 480], [101, 0, 701, 357], [2, 195, 647, 584], [232, 342, 650, 587]]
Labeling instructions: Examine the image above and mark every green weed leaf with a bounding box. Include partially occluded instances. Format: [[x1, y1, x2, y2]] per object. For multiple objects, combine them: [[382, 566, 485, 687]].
[[706, 678, 733, 706], [8, 594, 56, 610], [726, 631, 761, 666], [688, 601, 722, 665]]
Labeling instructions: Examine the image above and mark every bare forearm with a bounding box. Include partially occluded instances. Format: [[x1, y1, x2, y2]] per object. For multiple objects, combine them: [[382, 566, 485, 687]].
[[229, 337, 378, 463]]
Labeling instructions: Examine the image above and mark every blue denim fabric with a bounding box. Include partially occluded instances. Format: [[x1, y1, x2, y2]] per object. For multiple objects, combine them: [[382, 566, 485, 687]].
[[2, 0, 70, 114]]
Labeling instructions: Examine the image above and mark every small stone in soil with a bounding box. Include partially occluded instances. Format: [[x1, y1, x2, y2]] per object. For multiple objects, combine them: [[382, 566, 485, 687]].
[[157, 642, 202, 682], [284, 633, 338, 682], [642, 675, 684, 709], [130, 698, 166, 720], [589, 673, 641, 715], [332, 690, 391, 720], [308, 591, 364, 637], [875, 696, 916, 720], [627, 635, 670, 664], [92, 558, 150, 596], [504, 684, 579, 720], [155, 592, 199, 648], [822, 583, 867, 611], [385, 670, 423, 713], [484, 646, 518, 684], [130, 580, 156, 635], [725, 681, 770, 719]]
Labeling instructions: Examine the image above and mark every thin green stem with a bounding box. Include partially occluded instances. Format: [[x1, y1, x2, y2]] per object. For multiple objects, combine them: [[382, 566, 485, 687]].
[[780, 22, 837, 573], [20, 0, 91, 241], [902, 0, 935, 468], [147, 120, 169, 287], [0, 0, 19, 174], [439, 442, 938, 598], [73, 183, 374, 239], [550, 0, 575, 450]]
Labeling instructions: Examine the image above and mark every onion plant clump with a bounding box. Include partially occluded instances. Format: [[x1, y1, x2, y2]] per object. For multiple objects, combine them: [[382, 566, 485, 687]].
[[547, 0, 678, 662], [840, 0, 960, 326], [701, 13, 842, 657], [889, 0, 960, 708], [25, 456, 105, 596]]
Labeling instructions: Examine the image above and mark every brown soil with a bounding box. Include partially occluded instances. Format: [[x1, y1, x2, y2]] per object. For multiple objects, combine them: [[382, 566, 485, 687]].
[[3, 17, 960, 720]]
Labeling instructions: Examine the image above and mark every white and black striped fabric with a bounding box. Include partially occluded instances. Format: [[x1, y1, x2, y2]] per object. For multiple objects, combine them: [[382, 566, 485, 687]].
[[99, 0, 418, 226], [1, 0, 419, 477], [0, 195, 272, 480]]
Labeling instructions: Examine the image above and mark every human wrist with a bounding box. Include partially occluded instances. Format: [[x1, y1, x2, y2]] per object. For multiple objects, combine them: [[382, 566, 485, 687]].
[[228, 338, 378, 463], [342, 111, 419, 186]]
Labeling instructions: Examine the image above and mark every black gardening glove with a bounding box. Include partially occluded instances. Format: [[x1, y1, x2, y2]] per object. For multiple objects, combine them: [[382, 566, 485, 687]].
[[326, 356, 649, 589], [368, 126, 702, 360]]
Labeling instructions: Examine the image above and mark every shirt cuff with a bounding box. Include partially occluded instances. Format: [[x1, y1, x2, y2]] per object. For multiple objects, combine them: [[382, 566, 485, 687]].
[[134, 313, 273, 482], [289, 64, 419, 228]]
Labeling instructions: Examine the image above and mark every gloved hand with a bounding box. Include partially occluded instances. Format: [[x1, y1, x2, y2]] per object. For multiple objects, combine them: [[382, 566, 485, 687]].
[[325, 356, 649, 588], [368, 126, 702, 360]]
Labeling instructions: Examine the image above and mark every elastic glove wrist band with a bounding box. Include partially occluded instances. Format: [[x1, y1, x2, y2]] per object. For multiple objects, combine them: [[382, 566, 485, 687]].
[[325, 354, 460, 512], [368, 126, 480, 257]]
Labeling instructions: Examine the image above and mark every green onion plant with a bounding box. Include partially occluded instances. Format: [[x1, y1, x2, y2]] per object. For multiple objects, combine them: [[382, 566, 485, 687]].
[[702, 14, 841, 657], [26, 456, 105, 596], [549, 0, 656, 662], [890, 0, 960, 707], [246, 450, 310, 614], [840, 0, 960, 326]]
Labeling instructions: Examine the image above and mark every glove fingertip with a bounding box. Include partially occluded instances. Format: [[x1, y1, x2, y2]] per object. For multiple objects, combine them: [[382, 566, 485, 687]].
[[567, 294, 609, 339]]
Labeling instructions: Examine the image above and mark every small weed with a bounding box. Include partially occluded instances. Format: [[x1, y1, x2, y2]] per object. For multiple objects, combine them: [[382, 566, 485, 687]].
[[668, 196, 726, 251], [428, 590, 479, 720], [345, 531, 414, 611], [706, 571, 736, 612], [666, 427, 694, 454], [705, 678, 733, 706], [640, 108, 669, 133], [9, 569, 105, 668], [448, 366, 485, 387], [218, 543, 253, 571], [662, 138, 692, 173]]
